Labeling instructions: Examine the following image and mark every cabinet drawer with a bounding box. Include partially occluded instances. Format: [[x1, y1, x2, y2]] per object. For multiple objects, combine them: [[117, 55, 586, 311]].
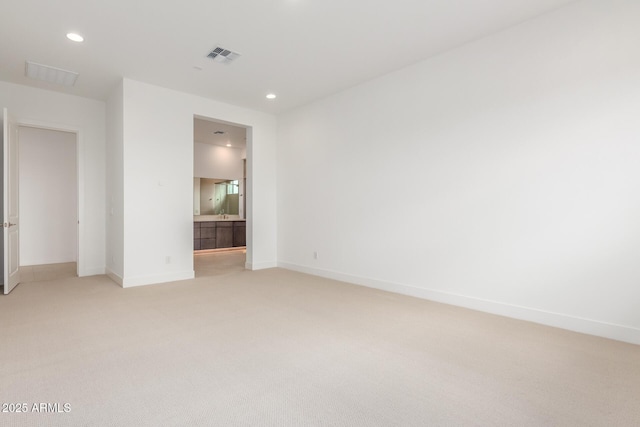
[[201, 226, 216, 239], [216, 227, 233, 248], [233, 225, 246, 247], [201, 238, 217, 250]]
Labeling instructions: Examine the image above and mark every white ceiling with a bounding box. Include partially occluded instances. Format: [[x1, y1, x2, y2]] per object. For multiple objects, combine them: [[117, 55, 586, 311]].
[[0, 0, 576, 114], [194, 117, 246, 149]]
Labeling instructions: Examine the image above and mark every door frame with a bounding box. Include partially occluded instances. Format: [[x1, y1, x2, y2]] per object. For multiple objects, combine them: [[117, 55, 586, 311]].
[[17, 119, 82, 277], [3, 107, 20, 293], [193, 114, 252, 268]]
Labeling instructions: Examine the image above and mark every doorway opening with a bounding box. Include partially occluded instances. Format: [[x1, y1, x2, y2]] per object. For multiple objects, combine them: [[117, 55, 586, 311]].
[[18, 126, 78, 283], [193, 116, 249, 273]]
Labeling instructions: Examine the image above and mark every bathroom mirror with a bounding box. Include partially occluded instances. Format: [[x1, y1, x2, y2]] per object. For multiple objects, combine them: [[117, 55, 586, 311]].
[[194, 178, 241, 215]]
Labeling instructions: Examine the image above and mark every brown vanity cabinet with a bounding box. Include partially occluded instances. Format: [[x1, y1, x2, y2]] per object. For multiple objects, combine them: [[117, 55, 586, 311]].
[[233, 222, 246, 247], [200, 222, 217, 249], [215, 221, 234, 248], [194, 220, 246, 250]]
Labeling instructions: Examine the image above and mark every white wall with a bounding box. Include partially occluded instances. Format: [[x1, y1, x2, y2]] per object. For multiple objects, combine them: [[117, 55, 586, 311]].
[[106, 81, 124, 281], [19, 127, 77, 265], [110, 79, 277, 287], [194, 142, 244, 179], [193, 177, 201, 215], [277, 0, 640, 344], [0, 81, 106, 276], [0, 118, 3, 281]]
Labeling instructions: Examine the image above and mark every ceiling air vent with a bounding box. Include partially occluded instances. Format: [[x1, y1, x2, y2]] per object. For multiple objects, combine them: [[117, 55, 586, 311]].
[[25, 61, 79, 87], [206, 46, 241, 64]]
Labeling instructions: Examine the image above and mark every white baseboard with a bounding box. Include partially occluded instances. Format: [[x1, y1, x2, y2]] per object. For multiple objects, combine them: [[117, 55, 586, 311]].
[[121, 270, 195, 288], [246, 261, 278, 270], [278, 262, 640, 346], [21, 259, 76, 267], [105, 268, 123, 287]]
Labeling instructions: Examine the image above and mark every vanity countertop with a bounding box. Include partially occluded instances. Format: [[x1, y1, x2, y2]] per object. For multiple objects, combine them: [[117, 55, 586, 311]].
[[194, 215, 246, 222]]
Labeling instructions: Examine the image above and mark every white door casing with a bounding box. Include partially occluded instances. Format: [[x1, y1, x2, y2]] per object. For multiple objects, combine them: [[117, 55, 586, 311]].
[[3, 108, 20, 294]]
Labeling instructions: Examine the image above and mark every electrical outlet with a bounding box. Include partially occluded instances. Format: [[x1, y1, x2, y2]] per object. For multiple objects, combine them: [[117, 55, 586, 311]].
[[165, 256, 171, 264], [313, 251, 318, 260]]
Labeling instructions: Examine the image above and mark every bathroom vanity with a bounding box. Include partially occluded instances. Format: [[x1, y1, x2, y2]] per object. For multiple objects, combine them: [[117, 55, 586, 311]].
[[194, 217, 246, 250]]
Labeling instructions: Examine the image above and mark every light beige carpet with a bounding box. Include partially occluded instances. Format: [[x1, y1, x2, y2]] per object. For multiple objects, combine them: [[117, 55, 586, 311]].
[[194, 249, 247, 278], [19, 262, 77, 283], [1, 253, 639, 426]]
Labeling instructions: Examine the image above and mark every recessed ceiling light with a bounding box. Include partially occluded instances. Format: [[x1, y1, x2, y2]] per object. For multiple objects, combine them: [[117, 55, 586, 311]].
[[226, 143, 232, 147], [266, 93, 277, 99], [66, 33, 84, 42]]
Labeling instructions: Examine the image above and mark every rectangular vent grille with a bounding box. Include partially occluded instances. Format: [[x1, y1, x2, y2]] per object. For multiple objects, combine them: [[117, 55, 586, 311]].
[[25, 61, 79, 87], [207, 46, 241, 64]]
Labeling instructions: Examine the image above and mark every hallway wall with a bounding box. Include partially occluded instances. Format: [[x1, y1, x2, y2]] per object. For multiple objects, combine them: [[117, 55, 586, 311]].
[[0, 80, 106, 276], [106, 79, 277, 287], [19, 126, 77, 266]]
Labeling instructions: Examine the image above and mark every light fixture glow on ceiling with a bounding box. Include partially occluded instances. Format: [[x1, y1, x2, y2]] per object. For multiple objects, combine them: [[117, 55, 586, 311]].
[[66, 33, 84, 42], [226, 143, 232, 147], [266, 93, 276, 99]]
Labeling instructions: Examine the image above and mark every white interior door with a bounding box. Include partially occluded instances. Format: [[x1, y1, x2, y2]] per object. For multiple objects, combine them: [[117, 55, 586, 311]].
[[3, 108, 20, 294]]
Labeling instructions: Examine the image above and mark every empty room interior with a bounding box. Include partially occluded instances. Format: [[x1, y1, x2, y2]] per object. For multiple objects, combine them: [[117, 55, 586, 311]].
[[1, 0, 639, 425]]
